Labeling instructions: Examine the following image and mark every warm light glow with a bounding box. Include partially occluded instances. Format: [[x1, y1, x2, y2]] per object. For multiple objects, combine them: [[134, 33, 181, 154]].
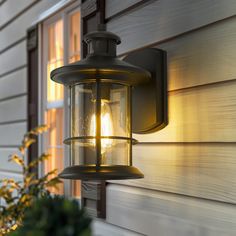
[[45, 19, 64, 194], [47, 19, 64, 102], [45, 108, 64, 194], [90, 100, 113, 153], [69, 11, 81, 63]]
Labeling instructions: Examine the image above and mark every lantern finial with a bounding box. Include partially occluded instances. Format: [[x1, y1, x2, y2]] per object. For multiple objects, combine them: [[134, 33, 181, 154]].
[[84, 27, 121, 57]]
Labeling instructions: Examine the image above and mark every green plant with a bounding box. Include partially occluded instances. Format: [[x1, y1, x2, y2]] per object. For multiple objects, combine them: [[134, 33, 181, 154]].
[[10, 195, 92, 236], [0, 125, 62, 235]]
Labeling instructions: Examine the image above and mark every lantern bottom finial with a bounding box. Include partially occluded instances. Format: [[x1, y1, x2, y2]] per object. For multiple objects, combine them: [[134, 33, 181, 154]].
[[58, 165, 144, 180]]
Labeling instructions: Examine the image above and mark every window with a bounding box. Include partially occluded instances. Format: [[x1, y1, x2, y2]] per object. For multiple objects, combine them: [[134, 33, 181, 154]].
[[41, 3, 81, 197], [69, 10, 81, 63]]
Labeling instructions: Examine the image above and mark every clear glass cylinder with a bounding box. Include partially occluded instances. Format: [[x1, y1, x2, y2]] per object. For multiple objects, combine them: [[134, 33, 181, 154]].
[[69, 82, 131, 167]]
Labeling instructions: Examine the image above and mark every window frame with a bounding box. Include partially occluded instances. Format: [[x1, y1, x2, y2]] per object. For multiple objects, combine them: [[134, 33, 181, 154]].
[[38, 1, 81, 197]]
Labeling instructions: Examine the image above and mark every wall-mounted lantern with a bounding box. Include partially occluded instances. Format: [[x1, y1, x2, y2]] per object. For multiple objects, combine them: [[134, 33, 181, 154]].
[[51, 26, 167, 180]]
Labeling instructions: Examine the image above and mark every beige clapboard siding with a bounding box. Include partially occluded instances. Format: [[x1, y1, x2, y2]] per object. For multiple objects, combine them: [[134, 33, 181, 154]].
[[0, 148, 22, 173], [0, 0, 61, 51], [105, 0, 141, 19], [0, 171, 23, 189], [134, 80, 236, 143], [0, 0, 37, 28], [93, 220, 143, 236], [110, 144, 236, 204], [0, 40, 26, 76], [0, 95, 27, 123], [107, 0, 236, 55], [0, 122, 26, 146], [158, 17, 236, 91], [0, 68, 27, 100], [106, 184, 236, 236], [0, 171, 23, 182]]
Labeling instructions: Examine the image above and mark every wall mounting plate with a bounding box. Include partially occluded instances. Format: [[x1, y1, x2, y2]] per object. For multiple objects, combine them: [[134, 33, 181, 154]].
[[123, 48, 168, 134]]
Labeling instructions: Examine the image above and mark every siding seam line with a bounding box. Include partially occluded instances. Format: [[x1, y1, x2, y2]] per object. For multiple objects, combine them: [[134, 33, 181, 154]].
[[0, 0, 42, 31], [0, 37, 26, 55], [117, 14, 236, 58], [0, 145, 20, 148], [0, 119, 27, 126], [0, 169, 22, 175], [137, 141, 236, 145], [0, 93, 27, 103], [169, 78, 236, 93], [0, 65, 27, 79], [109, 183, 236, 206], [105, 0, 156, 22], [95, 219, 146, 236]]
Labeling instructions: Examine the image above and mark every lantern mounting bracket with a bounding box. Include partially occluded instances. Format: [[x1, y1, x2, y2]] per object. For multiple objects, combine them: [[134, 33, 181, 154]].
[[123, 48, 168, 134]]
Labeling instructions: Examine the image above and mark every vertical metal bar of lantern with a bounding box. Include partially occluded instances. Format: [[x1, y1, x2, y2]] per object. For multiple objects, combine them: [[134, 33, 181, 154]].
[[129, 86, 133, 166], [95, 80, 102, 168], [69, 86, 73, 167]]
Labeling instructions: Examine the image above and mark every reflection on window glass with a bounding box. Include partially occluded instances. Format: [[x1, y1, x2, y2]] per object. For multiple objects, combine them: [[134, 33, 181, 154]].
[[47, 19, 64, 102], [45, 108, 64, 194], [45, 19, 64, 194], [69, 10, 81, 198], [69, 11, 81, 63], [44, 11, 81, 198]]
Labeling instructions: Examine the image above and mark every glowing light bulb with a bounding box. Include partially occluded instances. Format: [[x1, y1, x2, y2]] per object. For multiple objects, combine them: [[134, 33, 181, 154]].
[[90, 100, 113, 153]]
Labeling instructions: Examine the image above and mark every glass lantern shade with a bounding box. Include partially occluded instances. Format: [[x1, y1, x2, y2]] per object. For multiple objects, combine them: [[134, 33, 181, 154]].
[[69, 83, 131, 166], [60, 82, 141, 179], [51, 27, 151, 180]]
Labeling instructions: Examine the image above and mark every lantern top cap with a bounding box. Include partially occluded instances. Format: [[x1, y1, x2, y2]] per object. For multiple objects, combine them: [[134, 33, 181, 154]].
[[50, 26, 151, 86], [83, 24, 121, 57], [84, 24, 121, 45]]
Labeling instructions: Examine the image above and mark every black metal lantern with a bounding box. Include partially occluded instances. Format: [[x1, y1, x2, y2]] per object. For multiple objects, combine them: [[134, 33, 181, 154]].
[[51, 26, 167, 180]]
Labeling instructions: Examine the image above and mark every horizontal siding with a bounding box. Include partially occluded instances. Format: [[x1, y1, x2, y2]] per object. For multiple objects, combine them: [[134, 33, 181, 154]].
[[0, 0, 37, 28], [0, 0, 61, 51], [0, 95, 27, 123], [105, 0, 141, 19], [110, 144, 236, 204], [0, 68, 27, 100], [158, 17, 236, 90], [0, 122, 26, 146], [105, 1, 236, 235], [0, 148, 22, 173], [134, 80, 236, 142], [0, 171, 22, 182], [0, 171, 23, 206], [107, 0, 236, 55], [107, 185, 236, 236], [0, 40, 26, 76], [93, 220, 143, 236]]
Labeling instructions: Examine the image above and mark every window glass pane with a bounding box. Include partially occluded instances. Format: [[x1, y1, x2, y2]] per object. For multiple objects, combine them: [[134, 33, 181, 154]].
[[44, 108, 64, 194], [44, 19, 64, 195], [69, 11, 81, 63], [47, 19, 64, 102], [69, 10, 81, 198]]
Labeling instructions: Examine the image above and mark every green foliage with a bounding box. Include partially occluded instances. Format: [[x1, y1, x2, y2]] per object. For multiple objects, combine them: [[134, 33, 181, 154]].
[[0, 125, 62, 235], [10, 196, 92, 236]]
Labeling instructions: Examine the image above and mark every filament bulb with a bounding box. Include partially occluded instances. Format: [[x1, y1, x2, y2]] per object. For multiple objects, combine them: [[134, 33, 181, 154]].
[[90, 100, 113, 153]]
